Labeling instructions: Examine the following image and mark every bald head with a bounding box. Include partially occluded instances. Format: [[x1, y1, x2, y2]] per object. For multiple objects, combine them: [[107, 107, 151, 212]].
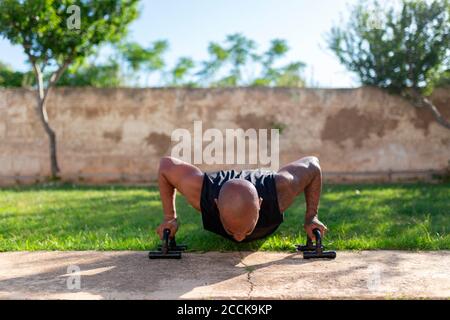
[[215, 179, 262, 242]]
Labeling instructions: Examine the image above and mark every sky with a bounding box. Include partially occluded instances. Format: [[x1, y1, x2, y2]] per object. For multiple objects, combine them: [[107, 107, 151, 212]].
[[0, 0, 363, 88]]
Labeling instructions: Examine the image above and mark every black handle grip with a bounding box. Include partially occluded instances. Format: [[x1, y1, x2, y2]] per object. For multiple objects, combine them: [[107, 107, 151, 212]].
[[313, 228, 321, 240], [163, 228, 170, 241], [313, 228, 322, 251], [161, 229, 171, 254]]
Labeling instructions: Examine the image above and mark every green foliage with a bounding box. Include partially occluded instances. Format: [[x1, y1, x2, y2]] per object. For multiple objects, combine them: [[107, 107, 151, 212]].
[[56, 59, 122, 87], [270, 121, 287, 134], [167, 57, 197, 87], [0, 4, 303, 89], [0, 0, 140, 66], [0, 61, 34, 87], [0, 183, 448, 251], [198, 33, 306, 87], [436, 69, 450, 87], [254, 40, 305, 87], [116, 40, 169, 86], [225, 33, 257, 82], [117, 40, 168, 72], [197, 34, 256, 86], [328, 0, 450, 95]]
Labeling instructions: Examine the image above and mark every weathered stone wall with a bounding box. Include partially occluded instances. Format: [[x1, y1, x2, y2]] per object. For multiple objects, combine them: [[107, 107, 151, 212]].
[[0, 86, 449, 185]]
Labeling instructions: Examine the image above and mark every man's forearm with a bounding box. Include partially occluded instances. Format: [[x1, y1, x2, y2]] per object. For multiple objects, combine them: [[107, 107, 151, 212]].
[[158, 171, 177, 221], [303, 168, 322, 223]]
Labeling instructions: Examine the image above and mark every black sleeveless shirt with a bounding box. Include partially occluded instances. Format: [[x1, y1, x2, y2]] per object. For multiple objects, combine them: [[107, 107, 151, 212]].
[[200, 169, 284, 243]]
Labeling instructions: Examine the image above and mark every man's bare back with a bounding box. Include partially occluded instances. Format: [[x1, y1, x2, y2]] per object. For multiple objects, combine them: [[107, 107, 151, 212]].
[[156, 156, 328, 242]]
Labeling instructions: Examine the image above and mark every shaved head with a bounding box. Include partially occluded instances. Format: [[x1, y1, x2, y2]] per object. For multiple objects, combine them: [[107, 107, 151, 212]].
[[215, 179, 262, 242]]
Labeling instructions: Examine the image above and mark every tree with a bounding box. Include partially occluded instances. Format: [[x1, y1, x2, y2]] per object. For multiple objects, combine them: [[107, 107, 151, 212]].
[[197, 33, 257, 86], [252, 39, 305, 87], [0, 0, 139, 178], [328, 0, 450, 129], [197, 33, 306, 87], [197, 42, 229, 86], [117, 40, 168, 86], [166, 57, 198, 87]]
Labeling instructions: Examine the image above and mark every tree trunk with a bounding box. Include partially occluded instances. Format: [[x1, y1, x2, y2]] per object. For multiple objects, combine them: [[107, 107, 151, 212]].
[[405, 90, 450, 131], [29, 60, 70, 180], [421, 96, 450, 130], [37, 98, 60, 178]]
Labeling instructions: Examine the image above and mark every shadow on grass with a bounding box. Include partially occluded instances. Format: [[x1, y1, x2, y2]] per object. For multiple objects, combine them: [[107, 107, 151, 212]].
[[0, 183, 449, 251]]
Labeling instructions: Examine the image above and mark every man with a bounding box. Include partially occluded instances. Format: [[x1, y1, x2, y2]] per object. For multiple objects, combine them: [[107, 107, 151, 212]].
[[156, 156, 328, 243]]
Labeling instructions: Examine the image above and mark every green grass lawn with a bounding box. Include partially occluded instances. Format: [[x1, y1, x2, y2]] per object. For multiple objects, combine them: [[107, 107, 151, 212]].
[[0, 183, 449, 251]]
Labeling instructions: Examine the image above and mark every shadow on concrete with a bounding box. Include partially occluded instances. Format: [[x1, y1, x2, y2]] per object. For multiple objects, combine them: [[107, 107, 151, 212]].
[[0, 250, 344, 299], [1, 248, 436, 300]]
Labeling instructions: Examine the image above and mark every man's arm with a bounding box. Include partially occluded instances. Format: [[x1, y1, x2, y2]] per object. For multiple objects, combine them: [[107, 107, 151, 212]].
[[156, 156, 203, 238], [276, 156, 327, 240]]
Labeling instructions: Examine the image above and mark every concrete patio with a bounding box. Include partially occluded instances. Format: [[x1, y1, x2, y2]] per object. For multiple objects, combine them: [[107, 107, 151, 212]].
[[0, 251, 449, 299]]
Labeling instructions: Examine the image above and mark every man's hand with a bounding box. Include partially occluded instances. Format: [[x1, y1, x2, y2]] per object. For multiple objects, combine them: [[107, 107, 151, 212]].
[[303, 216, 328, 241], [156, 218, 179, 240]]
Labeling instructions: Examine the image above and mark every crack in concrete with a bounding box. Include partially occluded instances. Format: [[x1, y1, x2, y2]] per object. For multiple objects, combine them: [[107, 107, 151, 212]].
[[238, 251, 255, 298]]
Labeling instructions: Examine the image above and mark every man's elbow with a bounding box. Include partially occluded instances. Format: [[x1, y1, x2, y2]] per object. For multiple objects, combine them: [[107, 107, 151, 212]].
[[307, 156, 321, 176]]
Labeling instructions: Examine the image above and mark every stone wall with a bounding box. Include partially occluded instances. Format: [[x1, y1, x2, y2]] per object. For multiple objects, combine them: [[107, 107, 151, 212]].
[[0, 86, 449, 185]]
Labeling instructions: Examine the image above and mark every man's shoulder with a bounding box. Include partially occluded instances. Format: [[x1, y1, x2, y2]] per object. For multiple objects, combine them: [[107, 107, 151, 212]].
[[274, 171, 294, 190]]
